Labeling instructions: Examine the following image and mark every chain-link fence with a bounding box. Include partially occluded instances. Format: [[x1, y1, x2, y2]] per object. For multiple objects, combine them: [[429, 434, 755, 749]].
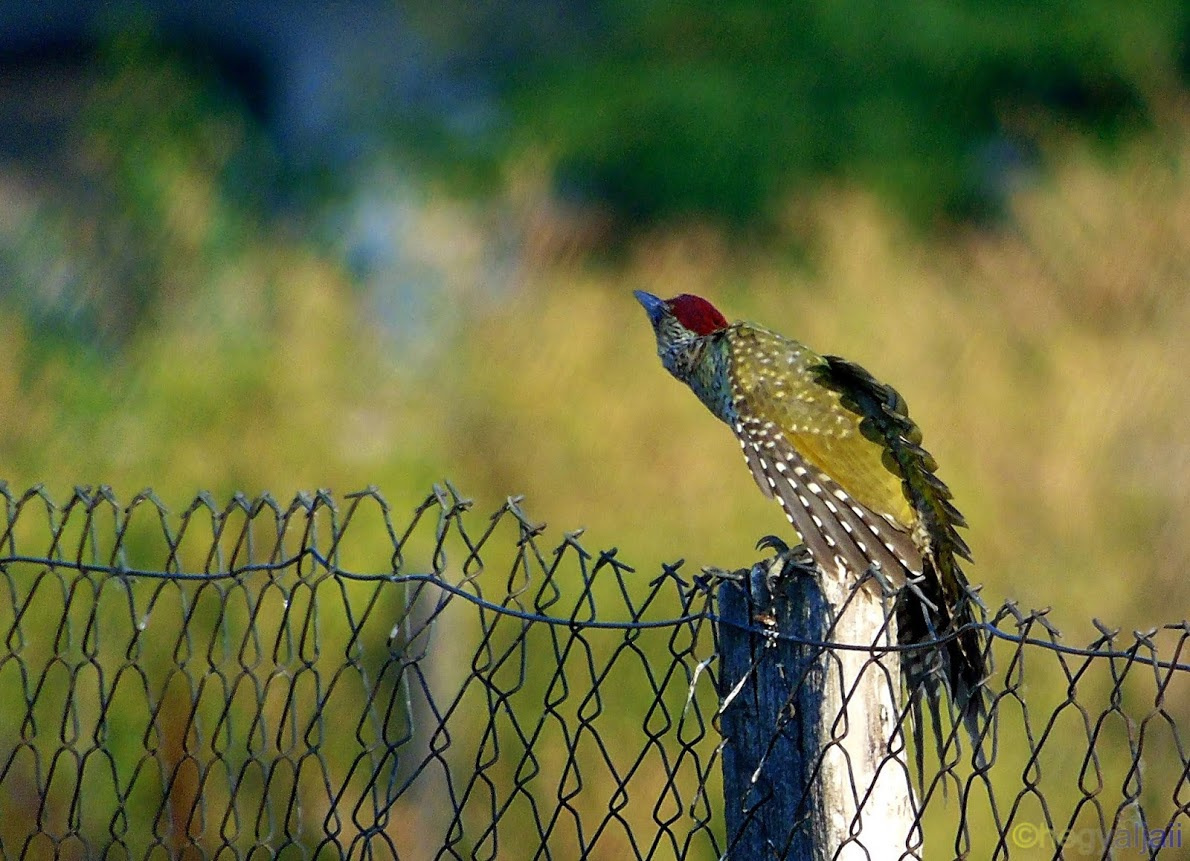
[[0, 483, 1186, 859]]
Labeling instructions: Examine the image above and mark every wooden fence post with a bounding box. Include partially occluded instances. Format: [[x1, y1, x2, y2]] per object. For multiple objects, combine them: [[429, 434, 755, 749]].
[[717, 554, 920, 860]]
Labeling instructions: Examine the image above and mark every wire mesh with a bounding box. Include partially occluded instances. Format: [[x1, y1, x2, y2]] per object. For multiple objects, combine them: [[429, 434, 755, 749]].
[[0, 482, 1187, 860]]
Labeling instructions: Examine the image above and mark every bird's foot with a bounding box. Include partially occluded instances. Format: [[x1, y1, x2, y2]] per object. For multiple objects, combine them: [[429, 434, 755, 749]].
[[755, 534, 816, 589]]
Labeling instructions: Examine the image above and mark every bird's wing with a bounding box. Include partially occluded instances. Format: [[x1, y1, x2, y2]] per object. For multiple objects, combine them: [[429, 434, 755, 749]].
[[735, 421, 922, 583], [727, 325, 921, 573], [727, 326, 914, 526]]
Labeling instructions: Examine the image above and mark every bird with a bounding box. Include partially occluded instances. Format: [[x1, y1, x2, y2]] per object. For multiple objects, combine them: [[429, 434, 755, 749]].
[[632, 289, 987, 772]]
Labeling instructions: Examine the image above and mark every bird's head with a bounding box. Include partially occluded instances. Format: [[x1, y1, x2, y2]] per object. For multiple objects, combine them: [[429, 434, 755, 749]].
[[633, 290, 729, 381]]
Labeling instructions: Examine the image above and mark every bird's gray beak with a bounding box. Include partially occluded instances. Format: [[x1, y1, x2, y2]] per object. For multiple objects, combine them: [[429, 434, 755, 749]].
[[633, 290, 666, 326]]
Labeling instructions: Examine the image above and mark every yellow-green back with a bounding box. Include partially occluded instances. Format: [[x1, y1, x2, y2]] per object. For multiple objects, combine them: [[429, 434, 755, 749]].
[[726, 323, 916, 529]]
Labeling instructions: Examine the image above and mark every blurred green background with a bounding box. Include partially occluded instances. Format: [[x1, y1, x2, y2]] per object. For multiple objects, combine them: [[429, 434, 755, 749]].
[[0, 1, 1188, 857]]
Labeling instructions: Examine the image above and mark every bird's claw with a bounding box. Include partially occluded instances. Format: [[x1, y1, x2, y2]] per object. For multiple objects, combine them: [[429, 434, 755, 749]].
[[755, 534, 791, 556], [756, 534, 816, 583]]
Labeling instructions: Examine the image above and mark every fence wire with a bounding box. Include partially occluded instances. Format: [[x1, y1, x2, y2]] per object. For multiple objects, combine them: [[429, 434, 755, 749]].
[[0, 482, 1186, 860]]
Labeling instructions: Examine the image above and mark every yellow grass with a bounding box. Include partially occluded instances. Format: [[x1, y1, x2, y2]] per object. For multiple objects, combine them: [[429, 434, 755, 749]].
[[1, 119, 1187, 858]]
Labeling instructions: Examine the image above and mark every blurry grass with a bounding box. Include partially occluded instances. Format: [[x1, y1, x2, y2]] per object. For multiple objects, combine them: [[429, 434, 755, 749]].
[[446, 133, 1189, 640], [0, 52, 1187, 856]]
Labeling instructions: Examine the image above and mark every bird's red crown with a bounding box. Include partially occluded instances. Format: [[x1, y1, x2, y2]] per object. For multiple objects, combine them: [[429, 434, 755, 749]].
[[667, 294, 729, 335]]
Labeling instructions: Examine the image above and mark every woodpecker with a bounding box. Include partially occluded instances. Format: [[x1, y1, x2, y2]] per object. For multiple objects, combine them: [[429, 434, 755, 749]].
[[633, 290, 986, 766]]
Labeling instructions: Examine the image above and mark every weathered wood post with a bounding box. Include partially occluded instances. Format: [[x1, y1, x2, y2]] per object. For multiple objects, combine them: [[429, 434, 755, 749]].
[[718, 552, 920, 859]]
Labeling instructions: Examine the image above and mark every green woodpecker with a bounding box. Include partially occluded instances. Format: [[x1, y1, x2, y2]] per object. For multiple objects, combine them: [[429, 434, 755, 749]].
[[634, 290, 986, 766]]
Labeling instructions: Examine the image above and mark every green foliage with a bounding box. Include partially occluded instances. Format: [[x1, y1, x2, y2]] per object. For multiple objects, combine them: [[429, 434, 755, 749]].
[[498, 0, 1184, 225], [0, 38, 441, 506]]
